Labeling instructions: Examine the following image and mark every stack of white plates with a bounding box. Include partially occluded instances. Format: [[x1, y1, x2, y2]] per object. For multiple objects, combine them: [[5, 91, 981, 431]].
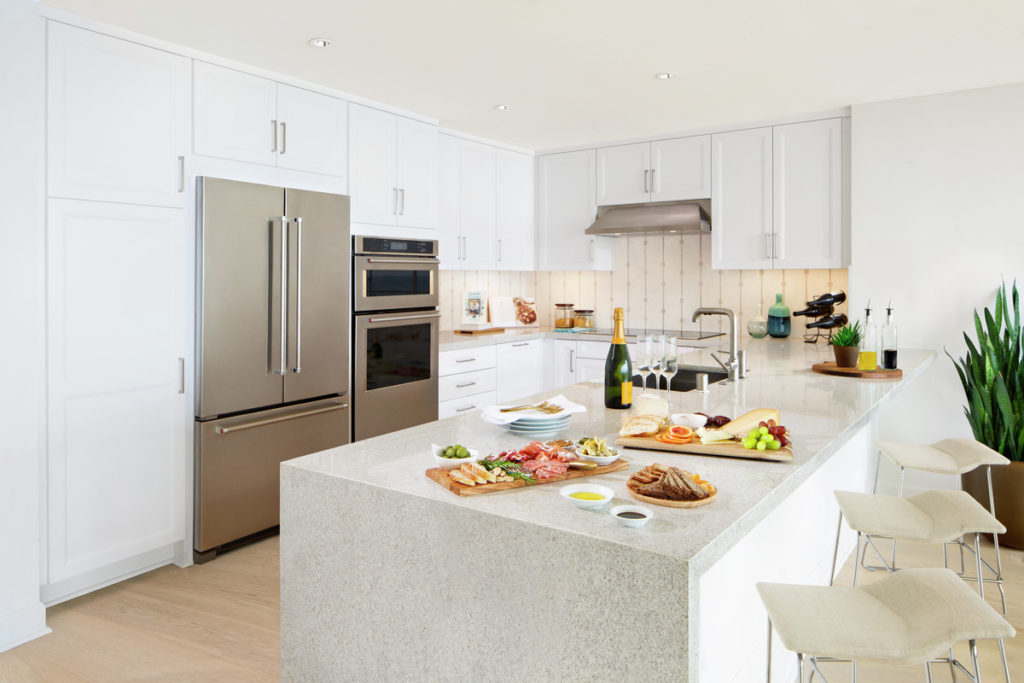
[[483, 412, 573, 438]]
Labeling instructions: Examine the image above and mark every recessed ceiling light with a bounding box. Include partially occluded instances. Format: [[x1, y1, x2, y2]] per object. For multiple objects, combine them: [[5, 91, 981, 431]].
[[493, 104, 511, 111], [654, 72, 678, 80], [308, 38, 333, 48]]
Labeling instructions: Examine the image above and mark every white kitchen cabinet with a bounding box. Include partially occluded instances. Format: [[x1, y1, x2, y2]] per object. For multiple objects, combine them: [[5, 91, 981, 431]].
[[46, 199, 188, 583], [711, 127, 774, 270], [439, 346, 497, 417], [459, 139, 496, 268], [439, 392, 497, 420], [495, 149, 535, 270], [537, 150, 612, 270], [550, 339, 578, 388], [596, 136, 710, 206], [772, 119, 845, 269], [48, 22, 189, 207], [193, 62, 348, 179], [575, 357, 605, 384], [495, 340, 544, 403], [349, 103, 437, 229], [437, 134, 461, 268]]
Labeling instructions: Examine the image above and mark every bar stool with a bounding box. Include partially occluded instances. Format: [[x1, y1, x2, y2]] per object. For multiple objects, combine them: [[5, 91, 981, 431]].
[[760, 568, 1015, 682]]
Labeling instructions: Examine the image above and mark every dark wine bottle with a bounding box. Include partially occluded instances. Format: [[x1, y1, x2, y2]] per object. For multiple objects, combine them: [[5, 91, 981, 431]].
[[804, 291, 847, 307], [806, 313, 848, 329], [793, 303, 835, 317], [604, 308, 633, 409]]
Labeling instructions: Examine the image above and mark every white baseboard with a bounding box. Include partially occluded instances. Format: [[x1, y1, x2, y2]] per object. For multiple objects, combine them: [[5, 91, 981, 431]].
[[0, 602, 49, 653]]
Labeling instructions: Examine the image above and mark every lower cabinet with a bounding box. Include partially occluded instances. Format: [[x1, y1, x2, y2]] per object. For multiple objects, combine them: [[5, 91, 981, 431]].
[[439, 391, 497, 420], [438, 346, 497, 418], [495, 340, 544, 403]]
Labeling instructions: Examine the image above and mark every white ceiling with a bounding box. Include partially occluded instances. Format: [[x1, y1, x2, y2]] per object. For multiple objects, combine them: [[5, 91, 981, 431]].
[[42, 0, 1024, 150]]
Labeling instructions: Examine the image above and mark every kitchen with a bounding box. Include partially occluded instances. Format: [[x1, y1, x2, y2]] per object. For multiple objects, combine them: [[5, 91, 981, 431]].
[[2, 0, 1024, 681]]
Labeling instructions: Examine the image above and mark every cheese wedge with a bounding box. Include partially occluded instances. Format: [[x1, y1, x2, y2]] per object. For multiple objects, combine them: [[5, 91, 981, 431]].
[[721, 409, 781, 437], [697, 428, 735, 445]]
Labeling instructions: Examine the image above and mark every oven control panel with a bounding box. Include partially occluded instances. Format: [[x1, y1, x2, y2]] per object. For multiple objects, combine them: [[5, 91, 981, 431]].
[[355, 237, 437, 257]]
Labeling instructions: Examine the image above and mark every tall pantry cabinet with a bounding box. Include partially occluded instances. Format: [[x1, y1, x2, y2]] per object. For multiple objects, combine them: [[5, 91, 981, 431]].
[[44, 23, 190, 597]]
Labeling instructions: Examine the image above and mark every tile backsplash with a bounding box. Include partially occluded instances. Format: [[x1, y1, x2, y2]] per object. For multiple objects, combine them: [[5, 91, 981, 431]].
[[440, 234, 848, 340]]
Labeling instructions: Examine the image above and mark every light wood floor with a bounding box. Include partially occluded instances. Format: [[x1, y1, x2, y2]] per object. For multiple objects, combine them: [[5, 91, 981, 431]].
[[0, 536, 1020, 681]]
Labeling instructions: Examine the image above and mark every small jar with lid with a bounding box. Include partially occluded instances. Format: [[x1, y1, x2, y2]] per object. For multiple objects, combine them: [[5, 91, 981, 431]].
[[554, 303, 575, 329], [573, 309, 595, 330]]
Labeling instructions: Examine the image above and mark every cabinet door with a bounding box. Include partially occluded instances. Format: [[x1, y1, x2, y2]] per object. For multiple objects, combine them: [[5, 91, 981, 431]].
[[711, 127, 773, 270], [495, 149, 535, 270], [495, 340, 544, 403], [276, 84, 348, 179], [437, 134, 462, 269], [651, 135, 711, 201], [395, 117, 438, 229], [47, 199, 187, 582], [551, 340, 577, 388], [348, 104, 398, 225], [772, 119, 844, 269], [459, 139, 496, 269], [48, 23, 189, 207], [596, 142, 651, 206], [537, 150, 599, 270], [576, 357, 606, 384], [193, 61, 277, 167]]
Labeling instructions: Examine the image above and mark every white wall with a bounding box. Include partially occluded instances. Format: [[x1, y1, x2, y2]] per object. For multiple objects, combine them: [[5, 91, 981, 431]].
[[0, 0, 49, 651], [850, 83, 1024, 493]]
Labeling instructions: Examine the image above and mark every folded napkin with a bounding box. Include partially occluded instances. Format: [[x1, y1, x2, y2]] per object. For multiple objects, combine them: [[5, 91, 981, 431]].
[[481, 394, 587, 425]]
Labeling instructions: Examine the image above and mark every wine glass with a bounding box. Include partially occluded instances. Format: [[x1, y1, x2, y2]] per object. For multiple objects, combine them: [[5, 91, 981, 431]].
[[650, 335, 665, 398], [637, 336, 654, 390], [661, 337, 679, 405]]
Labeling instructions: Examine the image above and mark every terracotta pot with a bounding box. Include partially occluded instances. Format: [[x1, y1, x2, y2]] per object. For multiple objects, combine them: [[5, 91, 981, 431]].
[[963, 460, 1024, 549], [833, 345, 859, 368]]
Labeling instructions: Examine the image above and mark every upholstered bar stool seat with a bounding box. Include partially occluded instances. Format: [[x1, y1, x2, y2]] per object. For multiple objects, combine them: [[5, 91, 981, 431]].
[[759, 568, 1015, 681], [835, 490, 1005, 544], [877, 438, 1009, 476]]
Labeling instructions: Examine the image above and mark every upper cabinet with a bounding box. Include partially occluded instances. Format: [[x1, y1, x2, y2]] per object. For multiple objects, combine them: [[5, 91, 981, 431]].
[[48, 23, 189, 207], [712, 118, 847, 270], [596, 135, 710, 206], [537, 150, 612, 271], [349, 104, 437, 229], [495, 149, 535, 270], [437, 134, 495, 270], [193, 62, 347, 179]]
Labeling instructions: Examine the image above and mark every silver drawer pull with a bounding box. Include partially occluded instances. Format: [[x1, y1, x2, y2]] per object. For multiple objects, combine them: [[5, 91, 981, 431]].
[[367, 312, 441, 324], [512, 342, 530, 347], [216, 402, 347, 434], [366, 257, 441, 265], [455, 405, 476, 413], [455, 358, 476, 363], [455, 382, 476, 388]]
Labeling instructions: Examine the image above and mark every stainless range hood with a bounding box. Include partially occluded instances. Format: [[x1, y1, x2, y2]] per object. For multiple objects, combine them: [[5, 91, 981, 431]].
[[585, 199, 711, 236]]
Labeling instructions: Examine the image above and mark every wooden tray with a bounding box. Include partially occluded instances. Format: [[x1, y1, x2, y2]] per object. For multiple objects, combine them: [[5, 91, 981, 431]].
[[812, 362, 902, 379], [426, 459, 629, 496], [625, 466, 718, 508], [454, 327, 506, 335], [615, 435, 793, 462]]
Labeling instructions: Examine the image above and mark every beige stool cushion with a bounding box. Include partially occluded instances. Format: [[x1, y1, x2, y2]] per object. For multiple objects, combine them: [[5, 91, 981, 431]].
[[877, 438, 1009, 475], [758, 568, 1015, 666], [835, 490, 1006, 542]]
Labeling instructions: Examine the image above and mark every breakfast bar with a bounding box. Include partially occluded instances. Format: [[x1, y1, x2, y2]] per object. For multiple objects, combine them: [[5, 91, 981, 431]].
[[280, 342, 934, 682]]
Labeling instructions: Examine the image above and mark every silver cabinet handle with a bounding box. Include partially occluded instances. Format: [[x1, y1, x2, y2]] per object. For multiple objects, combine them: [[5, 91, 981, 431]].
[[455, 357, 476, 363], [393, 188, 398, 215], [569, 349, 575, 373], [650, 168, 656, 193], [455, 405, 476, 413], [764, 233, 772, 260], [177, 156, 184, 193], [269, 217, 288, 375], [497, 239, 502, 262], [178, 357, 185, 394], [643, 169, 649, 193], [455, 382, 476, 389], [399, 188, 405, 215], [512, 342, 530, 347], [773, 232, 781, 261], [366, 312, 441, 324], [272, 119, 278, 152], [292, 217, 302, 373], [280, 121, 287, 154], [588, 239, 595, 262], [216, 402, 348, 434], [366, 257, 441, 265]]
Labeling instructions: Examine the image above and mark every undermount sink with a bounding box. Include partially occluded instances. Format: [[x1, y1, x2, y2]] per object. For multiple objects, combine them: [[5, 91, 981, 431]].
[[633, 368, 729, 393]]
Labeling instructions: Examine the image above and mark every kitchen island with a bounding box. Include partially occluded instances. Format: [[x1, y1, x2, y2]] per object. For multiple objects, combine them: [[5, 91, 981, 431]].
[[281, 341, 934, 682]]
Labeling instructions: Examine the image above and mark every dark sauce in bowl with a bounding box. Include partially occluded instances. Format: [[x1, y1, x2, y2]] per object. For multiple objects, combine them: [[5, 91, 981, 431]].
[[617, 511, 647, 520]]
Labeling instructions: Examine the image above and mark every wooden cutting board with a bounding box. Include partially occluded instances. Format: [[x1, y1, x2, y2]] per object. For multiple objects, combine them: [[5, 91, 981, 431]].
[[812, 362, 902, 379], [615, 436, 793, 462], [426, 459, 629, 496]]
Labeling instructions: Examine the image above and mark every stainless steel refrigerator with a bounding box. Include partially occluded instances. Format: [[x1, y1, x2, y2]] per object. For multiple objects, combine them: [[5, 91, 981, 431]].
[[194, 177, 350, 562]]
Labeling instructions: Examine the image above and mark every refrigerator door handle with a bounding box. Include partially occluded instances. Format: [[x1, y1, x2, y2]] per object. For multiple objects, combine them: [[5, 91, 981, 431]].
[[290, 217, 303, 373], [269, 217, 288, 375], [215, 401, 349, 434]]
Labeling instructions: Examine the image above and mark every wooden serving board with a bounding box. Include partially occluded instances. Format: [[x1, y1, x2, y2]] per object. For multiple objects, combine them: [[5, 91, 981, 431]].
[[627, 486, 718, 508], [426, 459, 629, 496], [811, 362, 902, 379], [454, 327, 506, 335], [615, 436, 793, 462]]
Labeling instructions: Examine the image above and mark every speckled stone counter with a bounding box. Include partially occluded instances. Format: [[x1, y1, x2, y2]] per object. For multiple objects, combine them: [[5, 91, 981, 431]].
[[281, 341, 935, 681]]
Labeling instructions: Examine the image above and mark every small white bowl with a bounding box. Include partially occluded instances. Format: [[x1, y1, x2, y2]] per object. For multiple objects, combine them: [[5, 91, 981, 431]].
[[560, 484, 614, 510], [575, 446, 620, 467], [431, 444, 480, 469], [671, 413, 708, 429], [610, 504, 653, 528]]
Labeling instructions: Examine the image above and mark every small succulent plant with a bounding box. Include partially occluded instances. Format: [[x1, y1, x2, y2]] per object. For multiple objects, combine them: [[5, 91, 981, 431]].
[[831, 321, 861, 347]]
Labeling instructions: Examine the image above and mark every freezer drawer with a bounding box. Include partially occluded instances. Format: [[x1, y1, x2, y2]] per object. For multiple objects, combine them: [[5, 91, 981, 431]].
[[195, 398, 349, 552]]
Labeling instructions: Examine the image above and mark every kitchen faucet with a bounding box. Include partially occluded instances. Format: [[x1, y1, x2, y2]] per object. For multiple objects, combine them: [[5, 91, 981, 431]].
[[691, 307, 743, 381]]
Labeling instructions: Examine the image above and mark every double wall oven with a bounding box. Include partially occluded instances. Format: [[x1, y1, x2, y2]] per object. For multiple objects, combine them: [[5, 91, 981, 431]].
[[352, 237, 440, 441]]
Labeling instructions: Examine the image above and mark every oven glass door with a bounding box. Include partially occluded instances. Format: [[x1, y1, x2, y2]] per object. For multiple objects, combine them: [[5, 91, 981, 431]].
[[354, 255, 439, 312]]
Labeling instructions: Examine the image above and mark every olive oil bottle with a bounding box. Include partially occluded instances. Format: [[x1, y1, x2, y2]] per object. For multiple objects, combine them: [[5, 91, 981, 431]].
[[604, 308, 633, 409]]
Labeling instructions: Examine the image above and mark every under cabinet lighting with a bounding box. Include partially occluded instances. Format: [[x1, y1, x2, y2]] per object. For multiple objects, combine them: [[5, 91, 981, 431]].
[[308, 38, 333, 48], [654, 72, 678, 80]]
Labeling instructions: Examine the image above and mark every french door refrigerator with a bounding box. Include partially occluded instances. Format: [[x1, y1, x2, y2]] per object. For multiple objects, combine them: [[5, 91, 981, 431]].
[[194, 177, 350, 562]]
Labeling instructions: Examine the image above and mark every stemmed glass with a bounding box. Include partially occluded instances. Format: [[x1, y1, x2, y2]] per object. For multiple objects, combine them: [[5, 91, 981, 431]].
[[661, 337, 679, 404], [637, 336, 654, 391], [650, 335, 665, 397]]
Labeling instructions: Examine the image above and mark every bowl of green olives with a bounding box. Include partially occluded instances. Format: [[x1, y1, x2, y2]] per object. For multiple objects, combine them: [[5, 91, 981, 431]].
[[431, 443, 481, 469]]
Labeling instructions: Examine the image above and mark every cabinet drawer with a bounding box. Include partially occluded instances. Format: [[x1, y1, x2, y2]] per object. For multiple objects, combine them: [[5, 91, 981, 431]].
[[576, 340, 611, 359], [438, 391, 497, 419], [439, 345, 497, 375], [438, 368, 497, 402]]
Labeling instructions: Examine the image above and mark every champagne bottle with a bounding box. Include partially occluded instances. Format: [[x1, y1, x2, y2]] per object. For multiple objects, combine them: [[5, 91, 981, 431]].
[[805, 313, 848, 329], [604, 308, 633, 409]]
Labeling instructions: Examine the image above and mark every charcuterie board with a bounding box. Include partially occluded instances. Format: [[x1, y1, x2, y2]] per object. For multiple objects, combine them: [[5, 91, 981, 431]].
[[812, 362, 902, 379], [615, 436, 793, 462], [426, 459, 629, 497]]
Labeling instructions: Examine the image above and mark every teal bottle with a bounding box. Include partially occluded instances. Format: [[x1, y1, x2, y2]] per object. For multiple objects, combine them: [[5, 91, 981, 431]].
[[767, 293, 791, 338]]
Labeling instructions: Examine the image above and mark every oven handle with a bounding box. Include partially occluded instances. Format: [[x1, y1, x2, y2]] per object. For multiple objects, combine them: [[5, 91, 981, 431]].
[[366, 312, 441, 324], [364, 257, 441, 265]]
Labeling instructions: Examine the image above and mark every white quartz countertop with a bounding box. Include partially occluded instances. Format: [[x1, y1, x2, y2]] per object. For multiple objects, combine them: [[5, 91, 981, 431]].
[[286, 340, 934, 573], [438, 326, 724, 352]]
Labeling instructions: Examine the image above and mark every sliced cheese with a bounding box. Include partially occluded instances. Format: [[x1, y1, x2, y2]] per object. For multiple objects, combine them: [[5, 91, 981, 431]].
[[697, 428, 735, 445], [722, 409, 781, 437]]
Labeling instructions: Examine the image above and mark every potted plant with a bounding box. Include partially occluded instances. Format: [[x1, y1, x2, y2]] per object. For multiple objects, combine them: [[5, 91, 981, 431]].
[[831, 322, 861, 368], [949, 282, 1024, 547]]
